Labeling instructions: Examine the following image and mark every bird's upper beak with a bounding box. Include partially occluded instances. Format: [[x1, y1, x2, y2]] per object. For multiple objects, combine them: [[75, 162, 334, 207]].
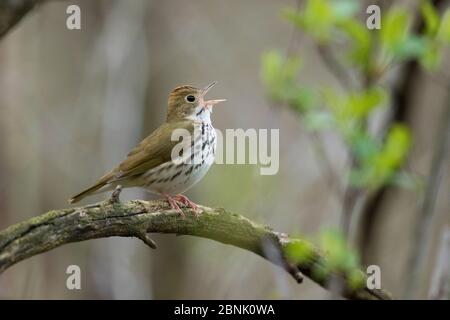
[[201, 81, 226, 107]]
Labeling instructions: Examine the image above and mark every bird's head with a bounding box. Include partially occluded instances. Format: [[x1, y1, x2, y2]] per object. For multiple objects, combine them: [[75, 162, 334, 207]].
[[166, 82, 226, 122]]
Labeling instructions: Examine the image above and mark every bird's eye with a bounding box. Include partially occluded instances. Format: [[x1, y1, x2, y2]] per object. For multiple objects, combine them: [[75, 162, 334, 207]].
[[185, 95, 196, 103]]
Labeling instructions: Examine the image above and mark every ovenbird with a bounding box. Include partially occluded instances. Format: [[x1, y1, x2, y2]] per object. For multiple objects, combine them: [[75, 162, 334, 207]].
[[69, 82, 225, 216]]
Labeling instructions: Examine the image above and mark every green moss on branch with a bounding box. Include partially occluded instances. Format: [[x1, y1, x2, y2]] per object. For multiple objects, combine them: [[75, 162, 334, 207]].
[[0, 200, 391, 300]]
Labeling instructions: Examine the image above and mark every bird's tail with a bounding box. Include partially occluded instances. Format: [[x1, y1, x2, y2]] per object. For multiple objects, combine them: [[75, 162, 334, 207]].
[[68, 172, 114, 204]]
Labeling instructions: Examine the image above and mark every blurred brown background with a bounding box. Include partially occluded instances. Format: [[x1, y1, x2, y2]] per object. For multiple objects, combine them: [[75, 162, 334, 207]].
[[0, 0, 448, 299]]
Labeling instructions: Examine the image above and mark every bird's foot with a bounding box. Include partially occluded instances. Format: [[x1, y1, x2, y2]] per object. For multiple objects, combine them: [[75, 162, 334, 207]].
[[109, 185, 122, 204], [162, 194, 185, 218], [174, 194, 202, 216]]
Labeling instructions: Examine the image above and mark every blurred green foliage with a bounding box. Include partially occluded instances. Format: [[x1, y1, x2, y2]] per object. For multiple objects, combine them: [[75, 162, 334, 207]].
[[261, 52, 303, 105], [261, 0, 450, 192], [319, 229, 359, 272], [263, 0, 449, 275], [285, 239, 316, 264], [350, 124, 412, 190], [285, 229, 366, 290], [283, 0, 359, 43]]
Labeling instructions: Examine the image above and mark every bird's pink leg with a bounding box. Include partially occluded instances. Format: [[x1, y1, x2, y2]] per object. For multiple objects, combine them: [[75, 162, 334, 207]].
[[174, 194, 202, 216], [162, 194, 185, 218]]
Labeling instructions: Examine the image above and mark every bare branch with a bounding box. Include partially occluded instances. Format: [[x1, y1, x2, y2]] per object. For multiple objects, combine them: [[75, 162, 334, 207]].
[[429, 227, 450, 299], [0, 199, 391, 300], [0, 0, 49, 39], [316, 45, 354, 90], [405, 100, 450, 298]]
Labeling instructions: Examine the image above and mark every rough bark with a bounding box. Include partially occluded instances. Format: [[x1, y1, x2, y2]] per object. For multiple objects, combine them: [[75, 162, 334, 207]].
[[0, 199, 391, 300]]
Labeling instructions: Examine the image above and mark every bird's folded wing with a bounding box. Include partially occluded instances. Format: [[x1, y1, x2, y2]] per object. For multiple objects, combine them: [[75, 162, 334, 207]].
[[111, 120, 195, 181]]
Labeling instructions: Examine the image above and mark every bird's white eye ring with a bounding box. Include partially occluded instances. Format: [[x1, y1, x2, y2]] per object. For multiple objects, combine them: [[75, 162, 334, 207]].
[[185, 95, 196, 103]]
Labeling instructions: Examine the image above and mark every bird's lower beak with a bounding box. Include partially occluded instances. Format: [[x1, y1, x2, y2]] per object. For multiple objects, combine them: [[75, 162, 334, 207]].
[[204, 99, 226, 107]]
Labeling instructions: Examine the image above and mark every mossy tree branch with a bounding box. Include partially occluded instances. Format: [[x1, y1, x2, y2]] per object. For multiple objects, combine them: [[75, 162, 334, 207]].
[[0, 200, 391, 300]]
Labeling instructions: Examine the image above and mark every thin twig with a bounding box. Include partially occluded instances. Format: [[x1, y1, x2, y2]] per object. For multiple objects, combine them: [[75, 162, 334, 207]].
[[309, 131, 344, 200], [316, 45, 354, 90], [285, 0, 302, 58]]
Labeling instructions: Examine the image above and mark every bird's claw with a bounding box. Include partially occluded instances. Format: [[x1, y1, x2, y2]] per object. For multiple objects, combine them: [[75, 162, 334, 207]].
[[163, 194, 185, 218], [174, 194, 202, 216], [109, 185, 122, 204]]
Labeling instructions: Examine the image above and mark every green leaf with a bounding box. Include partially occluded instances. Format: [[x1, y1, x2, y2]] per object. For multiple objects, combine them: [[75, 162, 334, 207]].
[[284, 0, 360, 43], [261, 51, 281, 88], [283, 0, 334, 42], [380, 8, 410, 54], [350, 124, 412, 189], [347, 88, 387, 119], [437, 10, 450, 43], [382, 124, 412, 167], [381, 7, 432, 62], [393, 36, 427, 60], [351, 132, 379, 161], [304, 111, 335, 131], [312, 262, 331, 281], [421, 0, 440, 36], [303, 0, 333, 26], [319, 229, 359, 272], [347, 270, 366, 291], [289, 87, 318, 113], [339, 20, 372, 69], [283, 8, 308, 30], [324, 88, 386, 126], [261, 51, 302, 102], [285, 240, 316, 264], [331, 0, 360, 20], [420, 43, 441, 71], [365, 124, 411, 189]]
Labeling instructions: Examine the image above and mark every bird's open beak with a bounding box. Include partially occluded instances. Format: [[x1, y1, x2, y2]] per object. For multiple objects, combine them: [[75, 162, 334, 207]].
[[202, 81, 226, 107]]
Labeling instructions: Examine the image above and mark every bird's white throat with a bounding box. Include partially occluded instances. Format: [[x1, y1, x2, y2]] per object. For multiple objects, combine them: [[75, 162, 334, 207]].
[[187, 105, 213, 123]]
